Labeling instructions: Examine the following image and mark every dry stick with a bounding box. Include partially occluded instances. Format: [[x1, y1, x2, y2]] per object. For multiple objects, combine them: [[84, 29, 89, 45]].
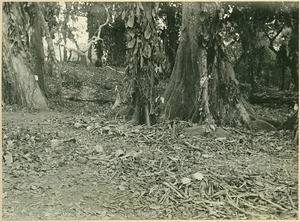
[[222, 127, 243, 135], [286, 189, 296, 209], [162, 182, 187, 198], [30, 202, 43, 207], [105, 66, 125, 74], [172, 121, 176, 137], [199, 203, 220, 218], [222, 126, 262, 136], [74, 203, 88, 213], [226, 200, 264, 218], [259, 194, 288, 211], [159, 189, 170, 204], [108, 170, 119, 182], [239, 198, 269, 212], [182, 140, 202, 152]]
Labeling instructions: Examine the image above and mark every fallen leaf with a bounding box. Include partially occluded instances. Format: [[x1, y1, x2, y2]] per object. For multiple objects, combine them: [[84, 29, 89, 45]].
[[193, 172, 204, 181], [24, 153, 31, 160], [94, 145, 104, 153], [215, 137, 227, 142], [31, 184, 38, 190], [4, 153, 13, 165], [202, 154, 213, 158], [118, 185, 126, 191], [7, 140, 14, 149], [115, 149, 125, 157], [102, 126, 111, 131], [74, 122, 82, 128], [77, 156, 87, 164], [94, 122, 101, 128], [96, 210, 107, 217], [121, 150, 142, 159], [181, 177, 191, 185], [149, 204, 162, 210], [50, 139, 61, 148], [168, 156, 179, 161]]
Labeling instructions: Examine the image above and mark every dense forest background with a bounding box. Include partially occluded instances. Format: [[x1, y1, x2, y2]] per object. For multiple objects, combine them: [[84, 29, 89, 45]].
[[2, 2, 298, 129]]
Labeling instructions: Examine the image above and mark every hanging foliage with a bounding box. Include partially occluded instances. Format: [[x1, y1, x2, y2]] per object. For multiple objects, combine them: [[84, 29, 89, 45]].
[[122, 2, 165, 125]]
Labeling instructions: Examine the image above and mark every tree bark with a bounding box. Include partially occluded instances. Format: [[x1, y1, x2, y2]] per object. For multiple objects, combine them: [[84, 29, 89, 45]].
[[2, 3, 48, 110], [30, 3, 47, 95], [36, 3, 62, 101], [160, 2, 202, 122], [160, 2, 276, 130]]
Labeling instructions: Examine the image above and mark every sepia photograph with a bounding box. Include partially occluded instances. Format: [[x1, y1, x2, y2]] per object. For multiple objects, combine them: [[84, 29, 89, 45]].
[[2, 1, 298, 220]]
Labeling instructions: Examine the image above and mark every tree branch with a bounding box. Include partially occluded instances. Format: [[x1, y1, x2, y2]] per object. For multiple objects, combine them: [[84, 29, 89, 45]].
[[84, 4, 110, 54], [97, 3, 110, 39], [264, 25, 284, 54]]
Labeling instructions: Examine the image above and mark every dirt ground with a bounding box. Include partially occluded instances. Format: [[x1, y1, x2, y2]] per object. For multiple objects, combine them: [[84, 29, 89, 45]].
[[2, 63, 298, 219]]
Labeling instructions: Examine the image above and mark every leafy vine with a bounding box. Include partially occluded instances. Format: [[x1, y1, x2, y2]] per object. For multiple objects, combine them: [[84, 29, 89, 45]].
[[123, 2, 164, 115]]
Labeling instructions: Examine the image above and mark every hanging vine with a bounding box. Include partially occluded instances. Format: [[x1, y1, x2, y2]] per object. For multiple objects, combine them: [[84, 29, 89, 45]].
[[122, 2, 164, 125]]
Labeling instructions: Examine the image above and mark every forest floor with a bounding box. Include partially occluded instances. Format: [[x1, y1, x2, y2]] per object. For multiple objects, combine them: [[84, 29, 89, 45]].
[[2, 63, 298, 220]]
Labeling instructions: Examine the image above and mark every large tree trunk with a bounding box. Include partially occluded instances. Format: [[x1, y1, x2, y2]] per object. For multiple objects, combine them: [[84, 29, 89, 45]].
[[30, 3, 47, 95], [160, 2, 276, 130], [2, 3, 48, 110], [160, 2, 202, 122]]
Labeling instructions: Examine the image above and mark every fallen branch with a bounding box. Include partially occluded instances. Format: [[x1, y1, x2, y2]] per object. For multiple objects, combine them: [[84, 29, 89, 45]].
[[286, 189, 296, 209], [66, 97, 114, 104], [162, 181, 187, 198], [259, 193, 288, 211], [104, 66, 125, 74], [182, 140, 202, 152], [226, 200, 265, 218]]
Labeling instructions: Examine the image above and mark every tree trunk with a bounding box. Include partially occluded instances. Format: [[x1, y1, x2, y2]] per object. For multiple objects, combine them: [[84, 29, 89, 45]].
[[87, 45, 92, 64], [160, 2, 202, 122], [160, 2, 276, 130], [30, 3, 47, 95], [2, 2, 48, 110], [63, 38, 68, 62], [118, 2, 163, 126], [36, 3, 62, 101], [289, 52, 299, 91]]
